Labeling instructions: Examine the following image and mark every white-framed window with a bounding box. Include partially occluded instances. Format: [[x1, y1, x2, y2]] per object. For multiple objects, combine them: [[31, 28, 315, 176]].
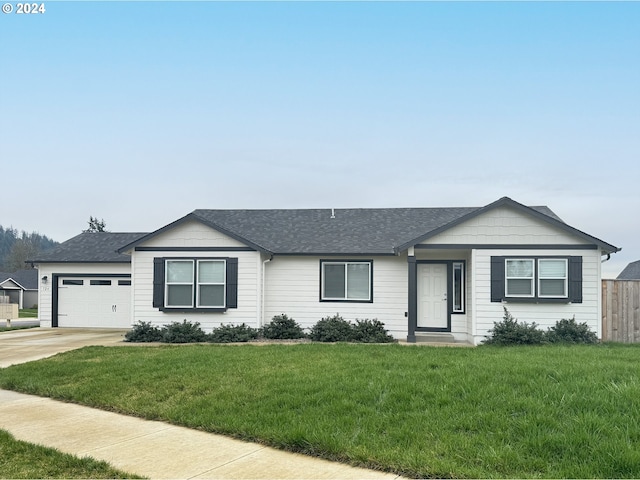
[[538, 258, 568, 298], [505, 259, 535, 297], [452, 262, 465, 312], [165, 259, 227, 308], [165, 260, 195, 308], [196, 260, 226, 307], [321, 260, 372, 302]]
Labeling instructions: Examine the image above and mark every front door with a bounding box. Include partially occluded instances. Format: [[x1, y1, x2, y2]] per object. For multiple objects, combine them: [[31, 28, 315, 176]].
[[417, 263, 449, 330]]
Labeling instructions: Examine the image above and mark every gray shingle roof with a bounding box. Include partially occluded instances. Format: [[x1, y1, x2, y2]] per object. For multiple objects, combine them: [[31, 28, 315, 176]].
[[617, 260, 640, 280], [189, 204, 564, 255], [30, 233, 147, 263], [0, 269, 38, 290], [119, 197, 596, 256], [36, 197, 619, 262], [191, 207, 480, 254]]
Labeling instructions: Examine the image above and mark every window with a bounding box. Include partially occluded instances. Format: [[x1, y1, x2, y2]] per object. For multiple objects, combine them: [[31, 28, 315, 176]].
[[491, 256, 580, 303], [453, 262, 465, 312], [538, 259, 567, 298], [90, 280, 112, 286], [62, 279, 83, 286], [196, 260, 225, 307], [166, 260, 194, 307], [321, 260, 372, 302], [505, 259, 535, 297], [118, 280, 131, 286], [161, 258, 230, 310]]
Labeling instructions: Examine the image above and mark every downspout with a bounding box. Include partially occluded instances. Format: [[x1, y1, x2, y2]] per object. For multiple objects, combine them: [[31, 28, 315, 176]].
[[260, 255, 273, 327]]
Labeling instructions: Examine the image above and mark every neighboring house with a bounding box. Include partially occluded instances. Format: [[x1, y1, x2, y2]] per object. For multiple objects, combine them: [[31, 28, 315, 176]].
[[617, 260, 640, 280], [0, 269, 38, 309], [32, 197, 619, 345]]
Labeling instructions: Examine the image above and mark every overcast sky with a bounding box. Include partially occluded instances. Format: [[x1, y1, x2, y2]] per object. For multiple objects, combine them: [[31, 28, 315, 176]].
[[1, 1, 638, 278]]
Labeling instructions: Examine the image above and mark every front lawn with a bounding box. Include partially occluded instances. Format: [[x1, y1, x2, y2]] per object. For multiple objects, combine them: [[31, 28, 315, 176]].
[[18, 308, 38, 318], [1, 343, 639, 478], [0, 429, 142, 478]]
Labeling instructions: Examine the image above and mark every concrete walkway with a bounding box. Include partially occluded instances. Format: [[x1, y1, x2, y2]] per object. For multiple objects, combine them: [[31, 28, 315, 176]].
[[0, 329, 401, 479]]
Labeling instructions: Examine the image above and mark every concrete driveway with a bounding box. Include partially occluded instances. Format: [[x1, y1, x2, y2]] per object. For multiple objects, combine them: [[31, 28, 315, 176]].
[[0, 328, 128, 368]]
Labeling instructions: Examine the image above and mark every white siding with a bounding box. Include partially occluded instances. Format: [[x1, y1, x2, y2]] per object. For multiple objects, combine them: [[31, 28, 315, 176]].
[[471, 248, 602, 345], [131, 250, 261, 331], [421, 206, 591, 246], [140, 220, 247, 248], [263, 255, 408, 339], [36, 263, 131, 328]]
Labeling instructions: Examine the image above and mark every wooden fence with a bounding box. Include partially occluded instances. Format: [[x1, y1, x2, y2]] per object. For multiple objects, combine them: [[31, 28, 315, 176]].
[[602, 280, 640, 343]]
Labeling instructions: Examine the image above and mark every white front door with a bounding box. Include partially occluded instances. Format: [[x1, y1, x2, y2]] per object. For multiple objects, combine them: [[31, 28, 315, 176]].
[[417, 263, 449, 330]]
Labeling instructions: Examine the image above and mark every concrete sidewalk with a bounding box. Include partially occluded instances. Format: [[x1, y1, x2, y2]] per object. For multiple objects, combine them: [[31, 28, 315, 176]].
[[0, 329, 401, 479]]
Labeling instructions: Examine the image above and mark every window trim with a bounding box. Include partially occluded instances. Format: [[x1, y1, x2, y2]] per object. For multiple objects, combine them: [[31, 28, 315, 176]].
[[195, 259, 226, 308], [505, 258, 535, 298], [537, 258, 568, 299], [319, 260, 373, 303], [163, 258, 228, 310], [165, 259, 195, 308]]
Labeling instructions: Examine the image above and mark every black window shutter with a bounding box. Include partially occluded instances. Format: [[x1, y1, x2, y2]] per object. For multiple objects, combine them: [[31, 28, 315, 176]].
[[490, 256, 505, 302], [153, 258, 165, 308], [226, 258, 238, 309], [568, 256, 583, 303]]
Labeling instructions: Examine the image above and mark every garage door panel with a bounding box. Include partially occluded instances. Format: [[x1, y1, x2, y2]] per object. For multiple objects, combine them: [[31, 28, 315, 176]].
[[58, 277, 131, 328]]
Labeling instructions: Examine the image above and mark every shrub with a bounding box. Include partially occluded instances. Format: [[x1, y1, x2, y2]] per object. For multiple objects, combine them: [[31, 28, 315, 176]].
[[483, 307, 546, 345], [260, 314, 306, 339], [546, 317, 598, 344], [162, 320, 207, 343], [124, 321, 163, 342], [351, 319, 395, 343], [309, 314, 354, 342], [208, 323, 259, 343]]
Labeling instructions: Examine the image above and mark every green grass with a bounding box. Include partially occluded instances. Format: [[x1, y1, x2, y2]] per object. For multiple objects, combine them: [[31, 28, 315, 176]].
[[18, 308, 38, 318], [1, 343, 640, 478], [0, 325, 37, 332], [0, 429, 142, 478]]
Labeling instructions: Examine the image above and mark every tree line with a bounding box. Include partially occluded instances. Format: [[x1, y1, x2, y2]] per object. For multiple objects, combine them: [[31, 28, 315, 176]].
[[0, 226, 59, 271]]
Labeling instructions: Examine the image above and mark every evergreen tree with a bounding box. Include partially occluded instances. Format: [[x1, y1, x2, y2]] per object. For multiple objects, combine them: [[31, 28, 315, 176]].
[[84, 216, 107, 233]]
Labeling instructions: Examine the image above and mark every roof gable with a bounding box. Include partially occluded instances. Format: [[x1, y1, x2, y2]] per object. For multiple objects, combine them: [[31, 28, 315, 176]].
[[397, 197, 619, 254], [0, 270, 38, 290], [0, 278, 21, 289]]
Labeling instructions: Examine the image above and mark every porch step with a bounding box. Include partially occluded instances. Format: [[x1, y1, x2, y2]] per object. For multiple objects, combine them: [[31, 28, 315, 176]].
[[414, 333, 457, 344]]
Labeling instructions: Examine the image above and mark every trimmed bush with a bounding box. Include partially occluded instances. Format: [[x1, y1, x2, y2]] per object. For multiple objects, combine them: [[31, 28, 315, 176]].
[[546, 317, 598, 344], [208, 323, 259, 343], [260, 314, 306, 339], [124, 321, 163, 342], [309, 314, 354, 342], [351, 319, 395, 343], [483, 307, 546, 345], [162, 320, 207, 343]]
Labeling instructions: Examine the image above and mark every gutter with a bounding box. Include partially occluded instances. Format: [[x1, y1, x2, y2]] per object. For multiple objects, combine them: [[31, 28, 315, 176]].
[[260, 255, 273, 327]]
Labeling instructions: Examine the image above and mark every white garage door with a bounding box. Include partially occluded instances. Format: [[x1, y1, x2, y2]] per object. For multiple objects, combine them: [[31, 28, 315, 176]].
[[58, 277, 131, 328]]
